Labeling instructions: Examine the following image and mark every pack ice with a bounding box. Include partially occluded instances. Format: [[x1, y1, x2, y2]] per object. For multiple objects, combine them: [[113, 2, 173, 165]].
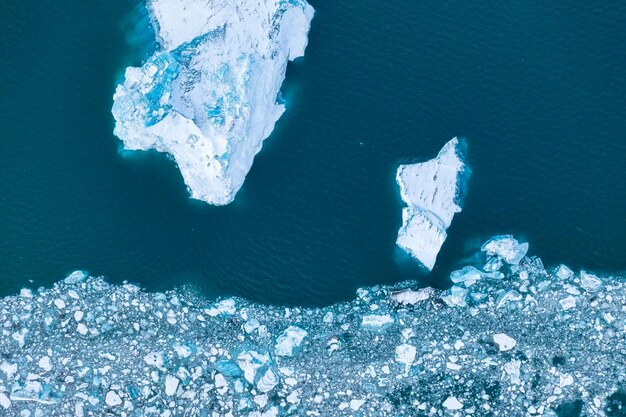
[[112, 0, 314, 205], [0, 238, 623, 416], [396, 137, 468, 270]]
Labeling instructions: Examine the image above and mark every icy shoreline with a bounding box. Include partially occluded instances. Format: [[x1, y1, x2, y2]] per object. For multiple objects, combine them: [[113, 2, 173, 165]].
[[112, 0, 314, 205], [1, 237, 625, 416]]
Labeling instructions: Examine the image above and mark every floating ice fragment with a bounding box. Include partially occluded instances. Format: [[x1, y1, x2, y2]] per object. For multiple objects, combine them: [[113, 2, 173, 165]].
[[105, 391, 122, 407], [0, 362, 17, 379], [74, 311, 84, 322], [521, 256, 547, 276], [481, 235, 528, 265], [19, 288, 32, 298], [450, 266, 482, 287], [580, 271, 602, 292], [38, 356, 52, 372], [208, 299, 236, 317], [64, 270, 88, 285], [556, 265, 574, 280], [559, 296, 577, 311], [12, 329, 28, 348], [504, 360, 521, 384], [390, 288, 432, 305], [112, 0, 315, 205], [350, 399, 365, 411], [165, 375, 180, 396], [275, 326, 307, 357], [237, 351, 277, 392], [559, 374, 574, 387], [76, 323, 88, 335], [493, 333, 517, 351], [443, 396, 464, 410], [483, 256, 504, 272], [0, 392, 10, 409], [286, 390, 300, 404], [361, 314, 394, 329], [442, 286, 469, 307], [396, 137, 469, 270], [256, 367, 279, 393], [495, 290, 522, 310], [10, 380, 56, 404], [144, 352, 165, 370], [395, 344, 416, 375], [173, 342, 193, 359]]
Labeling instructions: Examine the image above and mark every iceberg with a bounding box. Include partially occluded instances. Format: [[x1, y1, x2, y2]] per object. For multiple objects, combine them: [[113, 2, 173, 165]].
[[396, 137, 469, 270], [112, 0, 314, 205]]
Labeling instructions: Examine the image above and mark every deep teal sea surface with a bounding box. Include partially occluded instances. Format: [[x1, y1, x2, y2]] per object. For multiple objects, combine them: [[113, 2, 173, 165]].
[[1, 1, 625, 306]]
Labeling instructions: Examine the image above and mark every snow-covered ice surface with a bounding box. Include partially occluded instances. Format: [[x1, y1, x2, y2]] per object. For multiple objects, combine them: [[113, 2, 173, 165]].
[[112, 0, 314, 205], [1, 237, 626, 416], [396, 137, 469, 270]]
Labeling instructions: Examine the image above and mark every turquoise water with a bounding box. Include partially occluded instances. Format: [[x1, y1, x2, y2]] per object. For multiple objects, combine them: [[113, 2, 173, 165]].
[[0, 0, 625, 306]]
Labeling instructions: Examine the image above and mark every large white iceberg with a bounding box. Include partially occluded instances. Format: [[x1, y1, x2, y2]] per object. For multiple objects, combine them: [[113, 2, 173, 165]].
[[112, 0, 314, 205], [396, 137, 469, 270]]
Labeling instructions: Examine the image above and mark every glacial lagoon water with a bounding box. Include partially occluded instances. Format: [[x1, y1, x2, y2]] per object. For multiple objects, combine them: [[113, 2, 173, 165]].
[[1, 0, 625, 306]]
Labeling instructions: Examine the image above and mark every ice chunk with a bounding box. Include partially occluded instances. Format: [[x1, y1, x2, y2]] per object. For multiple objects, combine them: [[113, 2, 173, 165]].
[[560, 296, 577, 310], [580, 271, 602, 292], [208, 298, 236, 317], [361, 314, 394, 329], [396, 137, 469, 270], [275, 326, 307, 357], [105, 391, 122, 406], [450, 266, 482, 287], [350, 399, 365, 410], [493, 333, 517, 351], [38, 356, 52, 372], [442, 286, 469, 307], [495, 290, 522, 310], [112, 0, 314, 205], [556, 264, 574, 280], [390, 288, 432, 305], [481, 235, 528, 265], [64, 270, 88, 285], [443, 396, 464, 410], [395, 344, 416, 374], [256, 367, 279, 393], [237, 351, 277, 392], [165, 375, 180, 396], [0, 392, 10, 409], [504, 360, 521, 385]]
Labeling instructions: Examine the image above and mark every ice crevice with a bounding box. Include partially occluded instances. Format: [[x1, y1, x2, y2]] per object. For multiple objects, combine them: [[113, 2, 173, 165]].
[[0, 236, 624, 416], [112, 0, 315, 205]]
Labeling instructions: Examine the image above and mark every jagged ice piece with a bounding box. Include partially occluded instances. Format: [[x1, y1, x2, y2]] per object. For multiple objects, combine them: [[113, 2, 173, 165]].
[[396, 137, 468, 270], [112, 0, 314, 205]]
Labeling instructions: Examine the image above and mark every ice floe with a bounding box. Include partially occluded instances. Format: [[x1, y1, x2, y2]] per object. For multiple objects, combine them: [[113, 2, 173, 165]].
[[396, 137, 469, 270], [0, 238, 625, 416], [112, 0, 314, 205]]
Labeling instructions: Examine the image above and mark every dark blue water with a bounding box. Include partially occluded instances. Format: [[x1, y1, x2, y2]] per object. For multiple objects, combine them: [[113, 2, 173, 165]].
[[1, 0, 625, 306]]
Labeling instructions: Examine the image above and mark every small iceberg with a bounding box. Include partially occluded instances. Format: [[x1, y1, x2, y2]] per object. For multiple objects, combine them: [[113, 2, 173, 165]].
[[396, 137, 469, 270], [112, 0, 314, 205]]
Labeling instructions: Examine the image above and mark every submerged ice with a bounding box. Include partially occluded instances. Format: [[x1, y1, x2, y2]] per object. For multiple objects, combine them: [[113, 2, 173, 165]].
[[112, 0, 314, 205], [396, 137, 469, 270], [1, 237, 625, 416]]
